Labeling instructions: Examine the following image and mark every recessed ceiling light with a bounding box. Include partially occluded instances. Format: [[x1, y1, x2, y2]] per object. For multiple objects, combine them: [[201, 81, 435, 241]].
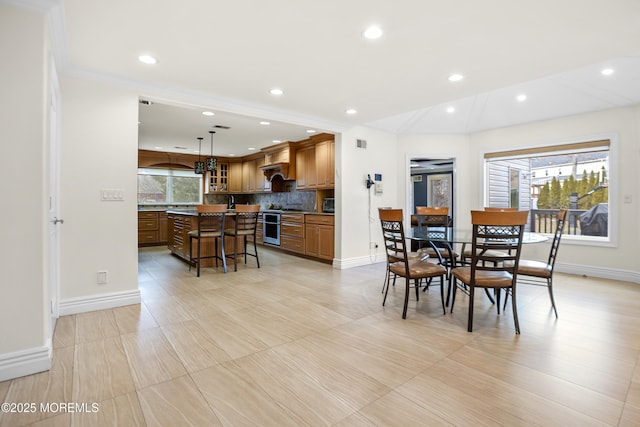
[[248, 147, 256, 151], [363, 25, 383, 39], [138, 55, 157, 65], [228, 154, 236, 157], [154, 146, 163, 150], [516, 94, 527, 102], [270, 88, 283, 95], [306, 130, 316, 134], [272, 140, 281, 143], [446, 106, 455, 113], [259, 121, 271, 125], [202, 111, 215, 116], [448, 73, 464, 82], [601, 68, 614, 76], [345, 109, 358, 115]]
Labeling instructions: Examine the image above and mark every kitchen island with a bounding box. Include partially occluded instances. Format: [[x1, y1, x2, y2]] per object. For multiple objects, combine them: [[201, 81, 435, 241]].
[[164, 209, 334, 265]]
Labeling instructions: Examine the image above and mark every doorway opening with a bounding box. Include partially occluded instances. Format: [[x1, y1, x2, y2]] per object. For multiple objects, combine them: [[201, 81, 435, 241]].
[[410, 158, 455, 226]]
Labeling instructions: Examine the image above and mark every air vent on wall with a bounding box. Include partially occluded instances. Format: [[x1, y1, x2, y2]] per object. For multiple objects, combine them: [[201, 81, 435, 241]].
[[213, 125, 231, 129], [356, 139, 367, 148]]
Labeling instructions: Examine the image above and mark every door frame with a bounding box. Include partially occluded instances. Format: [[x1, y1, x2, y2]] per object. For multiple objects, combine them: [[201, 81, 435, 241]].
[[47, 56, 61, 341]]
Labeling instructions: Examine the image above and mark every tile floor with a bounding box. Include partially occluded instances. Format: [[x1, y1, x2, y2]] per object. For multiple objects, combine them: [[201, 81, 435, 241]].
[[1, 246, 639, 426]]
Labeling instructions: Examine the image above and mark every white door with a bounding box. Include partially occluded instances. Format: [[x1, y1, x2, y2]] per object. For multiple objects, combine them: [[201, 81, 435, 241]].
[[47, 60, 61, 340]]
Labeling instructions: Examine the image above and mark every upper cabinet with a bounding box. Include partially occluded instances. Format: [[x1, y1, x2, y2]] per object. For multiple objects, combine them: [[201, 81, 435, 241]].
[[295, 134, 334, 190], [228, 162, 242, 193], [295, 146, 317, 190], [315, 139, 334, 188], [205, 162, 229, 193]]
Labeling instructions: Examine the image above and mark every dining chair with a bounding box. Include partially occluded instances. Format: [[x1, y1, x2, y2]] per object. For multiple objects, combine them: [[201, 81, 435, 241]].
[[189, 204, 228, 276], [461, 207, 520, 264], [379, 208, 447, 318], [380, 207, 427, 294], [224, 204, 261, 272], [451, 210, 529, 333], [414, 206, 458, 265], [503, 209, 567, 317]]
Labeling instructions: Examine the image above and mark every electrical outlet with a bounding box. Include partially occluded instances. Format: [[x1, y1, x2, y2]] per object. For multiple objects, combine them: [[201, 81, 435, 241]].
[[97, 271, 108, 285]]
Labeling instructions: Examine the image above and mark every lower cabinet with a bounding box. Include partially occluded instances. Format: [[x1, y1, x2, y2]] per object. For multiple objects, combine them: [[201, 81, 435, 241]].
[[167, 212, 243, 267], [280, 213, 305, 254], [138, 211, 168, 247], [304, 214, 334, 261]]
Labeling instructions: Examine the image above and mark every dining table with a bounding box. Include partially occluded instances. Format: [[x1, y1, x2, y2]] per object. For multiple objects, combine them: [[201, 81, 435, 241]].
[[409, 225, 548, 305]]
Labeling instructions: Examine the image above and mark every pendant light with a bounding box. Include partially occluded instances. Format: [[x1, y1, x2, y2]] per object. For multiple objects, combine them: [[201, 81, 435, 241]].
[[194, 137, 205, 174], [206, 130, 217, 172]]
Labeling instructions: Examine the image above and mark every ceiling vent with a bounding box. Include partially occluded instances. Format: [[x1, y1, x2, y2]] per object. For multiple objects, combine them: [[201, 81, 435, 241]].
[[139, 99, 152, 105], [356, 139, 367, 149], [213, 125, 230, 129]]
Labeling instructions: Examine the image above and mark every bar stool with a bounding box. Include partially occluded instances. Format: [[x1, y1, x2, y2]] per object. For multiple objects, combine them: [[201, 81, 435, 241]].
[[189, 204, 227, 276], [225, 204, 261, 271]]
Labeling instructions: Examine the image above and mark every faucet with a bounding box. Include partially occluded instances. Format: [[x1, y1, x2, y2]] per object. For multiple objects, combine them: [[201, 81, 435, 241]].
[[228, 195, 235, 209]]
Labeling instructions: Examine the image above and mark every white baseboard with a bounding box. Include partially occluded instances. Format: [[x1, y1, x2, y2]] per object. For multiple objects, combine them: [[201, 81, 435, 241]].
[[59, 289, 141, 316], [334, 255, 385, 269], [556, 262, 640, 284], [0, 345, 51, 382]]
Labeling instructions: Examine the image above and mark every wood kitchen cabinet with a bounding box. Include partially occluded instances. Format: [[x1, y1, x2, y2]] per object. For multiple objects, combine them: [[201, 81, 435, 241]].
[[205, 162, 229, 193], [138, 211, 168, 247], [242, 159, 256, 192], [228, 162, 242, 193], [305, 214, 334, 260], [280, 213, 305, 254], [316, 139, 334, 188], [255, 156, 270, 192], [295, 146, 316, 190]]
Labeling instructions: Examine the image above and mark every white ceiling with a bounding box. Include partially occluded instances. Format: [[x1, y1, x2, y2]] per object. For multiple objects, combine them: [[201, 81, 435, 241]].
[[33, 0, 640, 154]]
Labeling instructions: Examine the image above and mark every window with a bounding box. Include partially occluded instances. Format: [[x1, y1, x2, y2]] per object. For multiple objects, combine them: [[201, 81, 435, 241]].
[[138, 168, 202, 205], [484, 139, 612, 244], [509, 167, 520, 208]]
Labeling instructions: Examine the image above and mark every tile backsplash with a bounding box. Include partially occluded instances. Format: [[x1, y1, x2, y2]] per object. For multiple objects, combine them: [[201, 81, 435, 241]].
[[204, 182, 318, 211]]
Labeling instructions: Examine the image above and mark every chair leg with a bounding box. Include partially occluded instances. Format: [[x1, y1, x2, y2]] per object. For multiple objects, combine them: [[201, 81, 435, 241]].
[[214, 238, 219, 268], [467, 285, 475, 332], [233, 235, 238, 272], [382, 271, 392, 306], [450, 278, 457, 312], [382, 266, 389, 293], [220, 237, 227, 273], [496, 288, 501, 315], [414, 279, 420, 301], [511, 285, 520, 334], [243, 236, 248, 264], [402, 277, 410, 319], [484, 288, 495, 305], [196, 236, 201, 277], [254, 235, 260, 268], [439, 275, 445, 314], [548, 277, 558, 318]]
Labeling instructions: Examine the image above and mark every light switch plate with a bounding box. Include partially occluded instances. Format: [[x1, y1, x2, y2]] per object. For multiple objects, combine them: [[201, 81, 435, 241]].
[[101, 189, 124, 201]]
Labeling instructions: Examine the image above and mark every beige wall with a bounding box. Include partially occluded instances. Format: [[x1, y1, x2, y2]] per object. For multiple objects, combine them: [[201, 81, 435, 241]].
[[0, 4, 49, 369], [59, 75, 140, 302], [336, 126, 399, 267]]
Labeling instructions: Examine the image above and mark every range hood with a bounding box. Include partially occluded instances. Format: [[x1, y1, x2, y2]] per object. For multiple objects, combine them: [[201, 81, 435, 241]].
[[259, 162, 292, 181]]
